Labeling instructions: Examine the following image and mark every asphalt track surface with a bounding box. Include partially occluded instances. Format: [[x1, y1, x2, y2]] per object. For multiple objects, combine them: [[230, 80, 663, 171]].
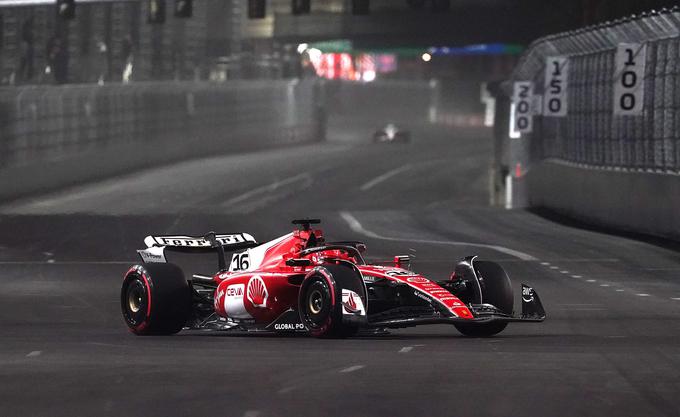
[[2, 125, 680, 417]]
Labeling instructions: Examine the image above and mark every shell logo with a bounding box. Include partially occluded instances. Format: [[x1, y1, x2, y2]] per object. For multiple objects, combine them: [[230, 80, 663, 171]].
[[407, 276, 429, 284], [247, 276, 268, 308]]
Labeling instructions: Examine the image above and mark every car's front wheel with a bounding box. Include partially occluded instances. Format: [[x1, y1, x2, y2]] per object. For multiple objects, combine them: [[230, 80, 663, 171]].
[[454, 261, 513, 337], [298, 266, 360, 338]]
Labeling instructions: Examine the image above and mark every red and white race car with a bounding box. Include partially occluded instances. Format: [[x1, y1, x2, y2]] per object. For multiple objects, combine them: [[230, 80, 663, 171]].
[[121, 219, 545, 337]]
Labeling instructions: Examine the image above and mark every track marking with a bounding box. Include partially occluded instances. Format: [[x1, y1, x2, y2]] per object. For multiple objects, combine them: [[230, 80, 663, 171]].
[[671, 298, 680, 301], [616, 289, 625, 292], [586, 279, 597, 283], [360, 164, 413, 191], [550, 266, 559, 270], [339, 365, 365, 373], [600, 284, 610, 287], [571, 275, 582, 278], [560, 270, 569, 274], [636, 293, 651, 297], [540, 262, 551, 266], [243, 411, 261, 417], [339, 211, 537, 261], [222, 173, 312, 207], [0, 178, 130, 211], [26, 351, 41, 357], [399, 346, 414, 353], [277, 386, 296, 395]]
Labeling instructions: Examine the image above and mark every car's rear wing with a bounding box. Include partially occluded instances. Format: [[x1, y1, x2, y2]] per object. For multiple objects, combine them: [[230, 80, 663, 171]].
[[138, 232, 258, 264], [144, 233, 257, 250]]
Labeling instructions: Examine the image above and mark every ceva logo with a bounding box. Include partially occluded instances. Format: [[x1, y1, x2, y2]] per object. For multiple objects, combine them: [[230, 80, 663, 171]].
[[247, 276, 268, 308], [226, 285, 243, 297]]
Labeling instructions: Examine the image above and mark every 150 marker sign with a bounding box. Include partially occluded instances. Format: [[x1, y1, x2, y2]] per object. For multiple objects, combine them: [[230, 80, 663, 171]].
[[543, 57, 568, 117], [512, 81, 534, 134], [614, 43, 646, 116]]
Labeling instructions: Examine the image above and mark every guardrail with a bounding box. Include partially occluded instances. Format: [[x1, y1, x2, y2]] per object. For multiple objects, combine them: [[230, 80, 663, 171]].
[[0, 79, 324, 201]]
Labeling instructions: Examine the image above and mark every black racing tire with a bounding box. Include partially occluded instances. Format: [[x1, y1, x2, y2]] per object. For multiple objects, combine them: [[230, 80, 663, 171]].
[[121, 263, 191, 335], [454, 261, 513, 337], [298, 265, 362, 338]]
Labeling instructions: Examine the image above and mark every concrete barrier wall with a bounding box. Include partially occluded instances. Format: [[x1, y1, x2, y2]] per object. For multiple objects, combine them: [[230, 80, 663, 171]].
[[527, 160, 680, 241], [0, 79, 324, 202]]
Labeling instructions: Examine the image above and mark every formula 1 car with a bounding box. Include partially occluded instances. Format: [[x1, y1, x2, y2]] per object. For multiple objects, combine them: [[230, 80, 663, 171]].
[[121, 219, 545, 338], [373, 123, 410, 143]]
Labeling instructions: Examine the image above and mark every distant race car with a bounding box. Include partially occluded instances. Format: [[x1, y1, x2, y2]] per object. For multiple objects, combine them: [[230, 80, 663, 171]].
[[121, 219, 545, 338], [373, 123, 410, 143]]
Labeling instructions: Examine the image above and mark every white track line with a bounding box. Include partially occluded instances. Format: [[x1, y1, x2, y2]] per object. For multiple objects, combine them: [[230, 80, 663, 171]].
[[339, 211, 537, 261], [222, 173, 312, 207], [636, 293, 651, 297], [26, 351, 41, 357], [277, 386, 296, 394], [360, 164, 413, 191], [339, 365, 365, 373], [399, 346, 414, 353]]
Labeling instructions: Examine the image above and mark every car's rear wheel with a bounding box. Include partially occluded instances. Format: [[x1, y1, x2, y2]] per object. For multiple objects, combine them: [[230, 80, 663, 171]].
[[454, 261, 513, 337], [299, 266, 360, 338], [121, 263, 191, 335]]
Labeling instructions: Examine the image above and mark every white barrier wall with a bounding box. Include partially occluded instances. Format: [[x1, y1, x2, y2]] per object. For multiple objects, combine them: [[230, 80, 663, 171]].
[[527, 161, 680, 241]]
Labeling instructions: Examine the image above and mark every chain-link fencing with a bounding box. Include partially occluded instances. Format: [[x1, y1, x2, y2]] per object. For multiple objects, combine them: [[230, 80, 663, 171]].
[[507, 6, 680, 173]]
